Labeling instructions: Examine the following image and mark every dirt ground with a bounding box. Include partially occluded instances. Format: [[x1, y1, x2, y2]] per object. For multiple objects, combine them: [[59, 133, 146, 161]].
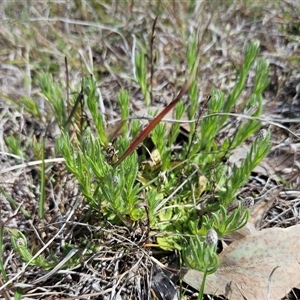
[[0, 1, 300, 299]]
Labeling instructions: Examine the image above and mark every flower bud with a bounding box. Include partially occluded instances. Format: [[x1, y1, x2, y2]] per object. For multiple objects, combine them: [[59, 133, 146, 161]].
[[242, 196, 254, 208], [112, 176, 119, 185], [206, 229, 218, 247], [258, 129, 267, 139]]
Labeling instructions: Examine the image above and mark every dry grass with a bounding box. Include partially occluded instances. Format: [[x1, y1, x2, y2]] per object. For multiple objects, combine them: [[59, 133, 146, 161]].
[[0, 1, 300, 299]]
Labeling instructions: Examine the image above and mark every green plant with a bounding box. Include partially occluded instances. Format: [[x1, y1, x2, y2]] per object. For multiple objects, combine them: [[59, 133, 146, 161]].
[[7, 36, 270, 291], [183, 229, 219, 300], [4, 135, 26, 159], [134, 47, 151, 106], [7, 228, 57, 269], [64, 40, 270, 239]]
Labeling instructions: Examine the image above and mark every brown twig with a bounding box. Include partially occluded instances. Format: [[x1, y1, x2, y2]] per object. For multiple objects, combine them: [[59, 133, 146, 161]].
[[149, 16, 158, 105], [65, 56, 70, 116]]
